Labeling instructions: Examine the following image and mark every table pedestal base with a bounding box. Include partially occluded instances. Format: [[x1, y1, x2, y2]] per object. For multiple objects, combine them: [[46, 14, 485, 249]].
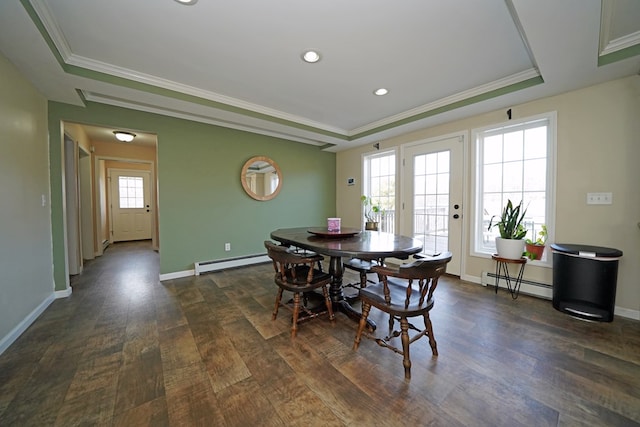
[[329, 256, 376, 331]]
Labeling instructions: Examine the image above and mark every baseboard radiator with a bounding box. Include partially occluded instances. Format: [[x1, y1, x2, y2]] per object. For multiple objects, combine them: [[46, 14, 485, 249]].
[[195, 253, 270, 275], [481, 271, 553, 300]]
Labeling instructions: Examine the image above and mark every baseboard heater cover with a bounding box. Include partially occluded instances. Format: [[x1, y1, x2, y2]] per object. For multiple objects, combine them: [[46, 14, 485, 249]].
[[481, 271, 552, 300], [195, 253, 270, 275]]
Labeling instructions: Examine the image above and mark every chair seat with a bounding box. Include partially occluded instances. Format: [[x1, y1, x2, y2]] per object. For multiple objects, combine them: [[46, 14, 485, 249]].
[[276, 265, 332, 292], [343, 258, 381, 292], [359, 277, 435, 317], [344, 258, 379, 273]]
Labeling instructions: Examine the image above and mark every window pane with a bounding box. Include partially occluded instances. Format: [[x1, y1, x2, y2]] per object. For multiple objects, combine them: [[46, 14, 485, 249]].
[[425, 175, 437, 194], [523, 159, 546, 191], [436, 173, 449, 194], [437, 151, 450, 173], [484, 135, 503, 164], [503, 130, 523, 162], [503, 162, 523, 192], [483, 163, 502, 193], [524, 126, 547, 159], [118, 176, 144, 209]]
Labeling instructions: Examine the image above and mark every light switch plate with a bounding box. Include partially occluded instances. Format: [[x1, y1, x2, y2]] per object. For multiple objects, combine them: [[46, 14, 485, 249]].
[[587, 192, 612, 205]]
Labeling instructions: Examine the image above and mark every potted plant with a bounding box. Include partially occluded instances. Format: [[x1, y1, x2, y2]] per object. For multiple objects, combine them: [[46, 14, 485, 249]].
[[361, 195, 381, 231], [488, 199, 528, 259], [525, 224, 547, 260]]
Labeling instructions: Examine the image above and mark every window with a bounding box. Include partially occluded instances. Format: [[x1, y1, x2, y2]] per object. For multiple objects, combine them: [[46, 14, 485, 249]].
[[363, 150, 396, 232], [473, 112, 556, 261], [118, 176, 144, 208]]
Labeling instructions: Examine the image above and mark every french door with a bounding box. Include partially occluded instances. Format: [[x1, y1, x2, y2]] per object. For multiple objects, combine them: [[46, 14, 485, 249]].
[[401, 134, 464, 276]]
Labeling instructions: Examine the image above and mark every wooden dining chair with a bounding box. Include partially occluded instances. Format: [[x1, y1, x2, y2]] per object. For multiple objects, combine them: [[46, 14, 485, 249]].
[[343, 257, 382, 292], [264, 240, 335, 337], [353, 252, 452, 379]]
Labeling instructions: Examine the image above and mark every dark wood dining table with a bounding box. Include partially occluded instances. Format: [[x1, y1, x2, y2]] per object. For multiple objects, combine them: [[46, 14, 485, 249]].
[[270, 227, 423, 330]]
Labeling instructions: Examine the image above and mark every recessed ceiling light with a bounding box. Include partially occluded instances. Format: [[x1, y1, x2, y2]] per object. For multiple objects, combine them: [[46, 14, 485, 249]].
[[302, 50, 321, 63], [174, 0, 198, 5], [113, 131, 136, 143], [374, 88, 389, 96]]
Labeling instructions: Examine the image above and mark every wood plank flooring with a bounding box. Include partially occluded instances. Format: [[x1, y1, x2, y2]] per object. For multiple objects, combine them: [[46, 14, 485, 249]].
[[1, 240, 639, 426]]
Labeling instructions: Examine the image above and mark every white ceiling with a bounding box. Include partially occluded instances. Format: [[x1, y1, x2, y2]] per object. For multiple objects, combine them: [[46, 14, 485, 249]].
[[1, 0, 639, 151]]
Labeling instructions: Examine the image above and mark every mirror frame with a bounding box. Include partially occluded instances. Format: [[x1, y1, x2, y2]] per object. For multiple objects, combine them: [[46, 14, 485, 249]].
[[240, 156, 283, 201]]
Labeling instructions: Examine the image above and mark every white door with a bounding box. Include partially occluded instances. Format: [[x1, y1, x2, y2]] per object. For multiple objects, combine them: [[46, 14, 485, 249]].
[[109, 169, 152, 242], [401, 135, 464, 276]]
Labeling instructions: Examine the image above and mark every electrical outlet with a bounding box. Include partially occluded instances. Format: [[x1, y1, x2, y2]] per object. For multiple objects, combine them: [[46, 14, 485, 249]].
[[224, 243, 231, 251], [587, 192, 612, 205]]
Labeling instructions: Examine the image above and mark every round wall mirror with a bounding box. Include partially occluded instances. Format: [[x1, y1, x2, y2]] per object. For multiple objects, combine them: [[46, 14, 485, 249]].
[[241, 156, 282, 201]]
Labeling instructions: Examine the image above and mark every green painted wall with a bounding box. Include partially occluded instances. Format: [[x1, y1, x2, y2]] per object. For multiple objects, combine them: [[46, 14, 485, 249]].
[[0, 52, 54, 341], [48, 101, 335, 286]]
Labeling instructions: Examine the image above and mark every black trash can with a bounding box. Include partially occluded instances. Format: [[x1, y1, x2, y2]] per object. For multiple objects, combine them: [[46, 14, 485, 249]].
[[550, 243, 623, 322]]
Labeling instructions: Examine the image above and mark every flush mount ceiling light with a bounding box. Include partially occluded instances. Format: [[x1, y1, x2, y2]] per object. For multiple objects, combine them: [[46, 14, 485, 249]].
[[301, 50, 321, 63], [174, 0, 198, 5], [113, 131, 136, 143], [374, 88, 389, 96]]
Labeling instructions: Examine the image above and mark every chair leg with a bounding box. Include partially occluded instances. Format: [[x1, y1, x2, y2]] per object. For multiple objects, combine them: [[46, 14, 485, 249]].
[[424, 313, 438, 356], [322, 286, 335, 321], [400, 318, 411, 380], [353, 302, 371, 350], [272, 288, 283, 320], [291, 292, 301, 338], [388, 314, 395, 338], [359, 271, 367, 289]]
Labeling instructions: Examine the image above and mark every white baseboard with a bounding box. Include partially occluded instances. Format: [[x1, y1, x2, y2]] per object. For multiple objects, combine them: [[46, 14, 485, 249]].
[[614, 306, 640, 321], [480, 270, 553, 300], [463, 273, 640, 321], [159, 269, 195, 281], [0, 293, 55, 356], [195, 254, 270, 275], [160, 254, 271, 282], [55, 287, 72, 298]]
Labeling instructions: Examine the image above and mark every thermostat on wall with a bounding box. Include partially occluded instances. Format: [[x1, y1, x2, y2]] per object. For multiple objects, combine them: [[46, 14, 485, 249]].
[[347, 177, 355, 186]]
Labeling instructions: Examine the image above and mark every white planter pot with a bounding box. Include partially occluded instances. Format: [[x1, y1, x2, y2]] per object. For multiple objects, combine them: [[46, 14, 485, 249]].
[[495, 237, 525, 260]]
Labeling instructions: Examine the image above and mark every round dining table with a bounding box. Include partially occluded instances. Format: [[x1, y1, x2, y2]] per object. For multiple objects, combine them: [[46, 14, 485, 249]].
[[270, 227, 423, 330]]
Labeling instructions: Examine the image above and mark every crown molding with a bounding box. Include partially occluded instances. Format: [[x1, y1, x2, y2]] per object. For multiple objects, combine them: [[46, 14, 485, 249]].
[[350, 68, 541, 136], [82, 91, 336, 148], [600, 30, 640, 56], [30, 0, 72, 60]]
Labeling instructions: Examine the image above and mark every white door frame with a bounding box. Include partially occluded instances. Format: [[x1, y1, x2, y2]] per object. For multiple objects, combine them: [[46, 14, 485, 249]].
[[399, 131, 468, 276], [64, 134, 82, 276], [79, 147, 94, 260], [93, 156, 157, 253]]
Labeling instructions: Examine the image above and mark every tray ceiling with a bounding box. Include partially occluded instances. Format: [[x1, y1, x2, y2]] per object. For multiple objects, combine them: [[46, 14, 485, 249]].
[[0, 0, 638, 151]]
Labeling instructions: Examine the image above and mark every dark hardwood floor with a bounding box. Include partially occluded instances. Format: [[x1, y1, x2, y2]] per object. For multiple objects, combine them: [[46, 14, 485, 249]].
[[1, 240, 639, 426]]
